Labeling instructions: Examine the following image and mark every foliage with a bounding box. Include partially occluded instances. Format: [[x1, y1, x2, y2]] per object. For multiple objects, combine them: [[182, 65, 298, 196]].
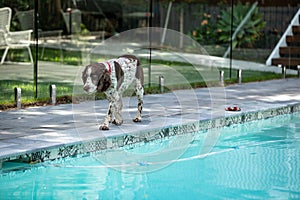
[[217, 1, 266, 48], [0, 0, 33, 10], [80, 23, 90, 36], [190, 12, 218, 45]]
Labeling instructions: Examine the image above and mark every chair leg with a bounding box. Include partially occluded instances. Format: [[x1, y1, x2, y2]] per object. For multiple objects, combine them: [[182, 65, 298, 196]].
[[1, 47, 9, 64], [27, 46, 34, 66], [60, 44, 63, 63], [41, 46, 45, 59], [40, 41, 45, 59]]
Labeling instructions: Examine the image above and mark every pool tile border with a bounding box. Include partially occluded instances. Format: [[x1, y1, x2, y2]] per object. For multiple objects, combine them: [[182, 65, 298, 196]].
[[1, 103, 300, 167]]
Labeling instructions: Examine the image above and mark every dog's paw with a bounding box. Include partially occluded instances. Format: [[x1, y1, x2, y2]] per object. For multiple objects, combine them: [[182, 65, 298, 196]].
[[99, 125, 109, 130], [112, 119, 123, 126], [133, 118, 142, 123]]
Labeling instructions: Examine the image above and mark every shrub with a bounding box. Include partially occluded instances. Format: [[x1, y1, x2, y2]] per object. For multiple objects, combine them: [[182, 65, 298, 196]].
[[217, 1, 266, 48], [190, 12, 218, 45]]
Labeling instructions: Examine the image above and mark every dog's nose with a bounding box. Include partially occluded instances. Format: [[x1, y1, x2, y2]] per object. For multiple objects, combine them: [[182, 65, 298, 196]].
[[83, 85, 90, 91]]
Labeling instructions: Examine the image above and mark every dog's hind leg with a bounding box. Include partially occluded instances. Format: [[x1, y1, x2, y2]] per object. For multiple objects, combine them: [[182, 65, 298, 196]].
[[133, 79, 144, 122]]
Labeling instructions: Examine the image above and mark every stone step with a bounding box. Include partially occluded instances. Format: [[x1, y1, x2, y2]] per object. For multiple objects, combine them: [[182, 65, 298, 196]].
[[286, 35, 300, 46], [279, 46, 300, 57], [292, 26, 300, 35], [272, 58, 300, 69]]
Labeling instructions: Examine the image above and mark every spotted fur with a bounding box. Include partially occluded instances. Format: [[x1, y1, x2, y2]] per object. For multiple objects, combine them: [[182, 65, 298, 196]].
[[82, 55, 144, 130]]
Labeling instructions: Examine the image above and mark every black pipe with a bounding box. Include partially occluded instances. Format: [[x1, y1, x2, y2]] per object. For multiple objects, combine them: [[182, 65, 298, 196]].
[[148, 0, 153, 87], [34, 0, 39, 98], [229, 0, 234, 79]]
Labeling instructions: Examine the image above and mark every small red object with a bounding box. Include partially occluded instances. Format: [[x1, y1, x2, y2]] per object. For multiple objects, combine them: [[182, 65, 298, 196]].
[[225, 106, 241, 111]]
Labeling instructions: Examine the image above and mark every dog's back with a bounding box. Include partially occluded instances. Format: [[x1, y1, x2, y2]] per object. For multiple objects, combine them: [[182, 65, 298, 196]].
[[118, 55, 144, 86]]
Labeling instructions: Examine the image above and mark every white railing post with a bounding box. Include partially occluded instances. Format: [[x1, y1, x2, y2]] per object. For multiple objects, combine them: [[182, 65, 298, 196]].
[[219, 71, 224, 86], [237, 69, 242, 84], [282, 66, 286, 79], [159, 75, 164, 93], [49, 84, 56, 105], [14, 87, 21, 109]]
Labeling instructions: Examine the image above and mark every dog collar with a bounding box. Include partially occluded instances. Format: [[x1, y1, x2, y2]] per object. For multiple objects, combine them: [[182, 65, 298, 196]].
[[103, 62, 112, 74]]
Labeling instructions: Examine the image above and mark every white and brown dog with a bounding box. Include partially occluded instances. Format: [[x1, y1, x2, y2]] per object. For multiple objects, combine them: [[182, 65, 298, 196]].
[[82, 55, 144, 130]]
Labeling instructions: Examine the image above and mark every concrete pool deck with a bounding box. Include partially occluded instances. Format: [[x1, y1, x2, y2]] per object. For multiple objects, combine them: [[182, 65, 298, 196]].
[[0, 78, 300, 165]]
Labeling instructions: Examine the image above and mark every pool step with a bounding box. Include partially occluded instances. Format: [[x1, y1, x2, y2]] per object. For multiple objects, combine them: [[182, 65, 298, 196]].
[[1, 160, 32, 173]]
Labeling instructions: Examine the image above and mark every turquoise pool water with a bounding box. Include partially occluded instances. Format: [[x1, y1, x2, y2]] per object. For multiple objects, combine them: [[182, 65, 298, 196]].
[[1, 113, 300, 199]]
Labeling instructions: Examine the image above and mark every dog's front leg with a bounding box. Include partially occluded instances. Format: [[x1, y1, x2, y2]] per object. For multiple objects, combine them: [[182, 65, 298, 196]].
[[133, 80, 144, 122], [99, 102, 112, 130], [111, 95, 123, 126]]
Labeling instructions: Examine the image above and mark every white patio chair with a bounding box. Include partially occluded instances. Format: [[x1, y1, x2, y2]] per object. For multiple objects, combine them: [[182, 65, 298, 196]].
[[15, 9, 63, 60], [0, 7, 33, 65]]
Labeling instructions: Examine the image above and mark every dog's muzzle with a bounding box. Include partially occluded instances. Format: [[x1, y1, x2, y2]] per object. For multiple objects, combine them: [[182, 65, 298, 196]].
[[83, 84, 90, 92], [83, 83, 97, 94]]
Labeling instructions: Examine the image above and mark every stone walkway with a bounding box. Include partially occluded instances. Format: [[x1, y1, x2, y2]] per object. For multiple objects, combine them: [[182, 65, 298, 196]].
[[0, 78, 300, 163]]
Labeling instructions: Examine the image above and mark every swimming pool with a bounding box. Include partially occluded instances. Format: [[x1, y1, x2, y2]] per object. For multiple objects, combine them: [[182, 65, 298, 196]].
[[1, 112, 299, 199]]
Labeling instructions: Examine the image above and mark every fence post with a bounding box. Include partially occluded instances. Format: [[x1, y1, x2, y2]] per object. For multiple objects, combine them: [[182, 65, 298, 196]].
[[281, 66, 286, 79], [159, 75, 164, 93], [14, 87, 22, 109], [49, 84, 56, 105], [219, 70, 224, 86], [237, 69, 242, 84]]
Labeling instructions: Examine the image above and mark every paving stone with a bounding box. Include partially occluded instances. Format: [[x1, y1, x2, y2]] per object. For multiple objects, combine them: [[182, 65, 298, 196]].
[[0, 78, 299, 161]]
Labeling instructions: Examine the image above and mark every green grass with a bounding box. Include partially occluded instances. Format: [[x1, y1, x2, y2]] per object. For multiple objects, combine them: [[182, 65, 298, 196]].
[[1, 48, 83, 65], [39, 49, 82, 65]]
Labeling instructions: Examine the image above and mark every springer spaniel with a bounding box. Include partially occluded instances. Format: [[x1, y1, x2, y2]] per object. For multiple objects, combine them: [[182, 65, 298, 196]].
[[82, 55, 144, 130]]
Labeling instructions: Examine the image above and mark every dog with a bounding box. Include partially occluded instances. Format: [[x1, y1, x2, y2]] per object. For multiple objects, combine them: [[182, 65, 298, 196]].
[[82, 55, 144, 130]]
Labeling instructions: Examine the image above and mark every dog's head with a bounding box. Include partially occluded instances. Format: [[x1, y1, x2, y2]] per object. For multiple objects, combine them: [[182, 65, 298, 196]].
[[82, 63, 111, 93]]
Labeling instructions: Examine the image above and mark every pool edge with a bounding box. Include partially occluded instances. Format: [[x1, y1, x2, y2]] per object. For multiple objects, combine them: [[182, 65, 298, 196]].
[[1, 102, 300, 169]]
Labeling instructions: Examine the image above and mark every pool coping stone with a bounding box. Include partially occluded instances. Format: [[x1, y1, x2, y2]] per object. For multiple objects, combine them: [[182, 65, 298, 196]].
[[0, 78, 300, 168]]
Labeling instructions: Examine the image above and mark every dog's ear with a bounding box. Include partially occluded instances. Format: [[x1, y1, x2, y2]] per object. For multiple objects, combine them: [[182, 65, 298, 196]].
[[114, 61, 124, 90], [82, 66, 88, 83], [97, 72, 111, 92]]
